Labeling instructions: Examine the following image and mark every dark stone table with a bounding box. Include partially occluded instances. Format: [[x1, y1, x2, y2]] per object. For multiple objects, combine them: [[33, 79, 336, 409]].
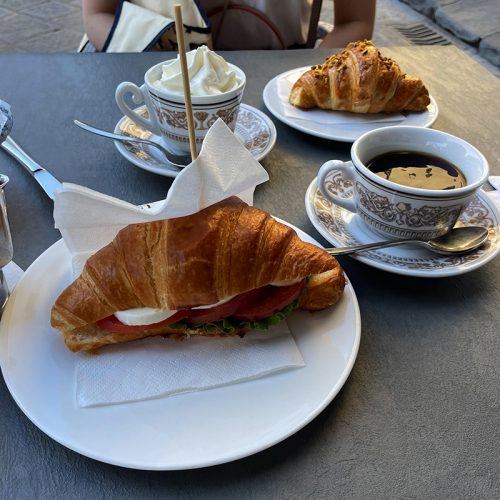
[[0, 46, 498, 498]]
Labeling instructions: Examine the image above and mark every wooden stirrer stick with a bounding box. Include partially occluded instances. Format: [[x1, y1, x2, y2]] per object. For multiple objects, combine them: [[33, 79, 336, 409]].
[[174, 4, 197, 160]]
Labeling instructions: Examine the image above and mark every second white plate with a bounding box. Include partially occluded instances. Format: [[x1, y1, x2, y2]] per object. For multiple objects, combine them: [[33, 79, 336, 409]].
[[263, 67, 438, 143]]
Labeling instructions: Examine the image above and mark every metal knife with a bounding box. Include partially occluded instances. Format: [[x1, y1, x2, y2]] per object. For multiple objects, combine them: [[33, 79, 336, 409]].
[[1, 136, 63, 200]]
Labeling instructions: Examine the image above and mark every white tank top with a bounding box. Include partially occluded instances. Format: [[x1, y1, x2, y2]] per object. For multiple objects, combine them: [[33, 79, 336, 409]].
[[201, 0, 314, 49]]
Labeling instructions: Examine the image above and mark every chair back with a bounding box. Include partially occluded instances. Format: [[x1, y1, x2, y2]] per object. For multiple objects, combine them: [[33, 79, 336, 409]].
[[306, 0, 323, 48]]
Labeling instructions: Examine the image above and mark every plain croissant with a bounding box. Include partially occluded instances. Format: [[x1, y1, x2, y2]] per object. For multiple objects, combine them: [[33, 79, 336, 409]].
[[289, 40, 430, 113], [51, 197, 345, 351]]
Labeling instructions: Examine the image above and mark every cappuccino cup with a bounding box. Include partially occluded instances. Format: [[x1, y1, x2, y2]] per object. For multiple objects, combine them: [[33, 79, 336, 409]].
[[115, 47, 246, 155], [318, 126, 489, 240]]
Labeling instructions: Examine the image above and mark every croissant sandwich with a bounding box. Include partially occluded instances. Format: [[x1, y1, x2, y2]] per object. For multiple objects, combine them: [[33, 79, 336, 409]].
[[51, 197, 345, 352], [289, 40, 430, 113]]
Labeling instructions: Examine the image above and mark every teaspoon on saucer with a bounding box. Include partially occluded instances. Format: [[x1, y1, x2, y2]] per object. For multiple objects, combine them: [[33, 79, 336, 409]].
[[73, 119, 190, 169], [326, 226, 489, 256]]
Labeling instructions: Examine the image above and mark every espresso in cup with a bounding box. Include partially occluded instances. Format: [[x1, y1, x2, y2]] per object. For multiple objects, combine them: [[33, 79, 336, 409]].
[[367, 151, 467, 190], [317, 126, 489, 240]]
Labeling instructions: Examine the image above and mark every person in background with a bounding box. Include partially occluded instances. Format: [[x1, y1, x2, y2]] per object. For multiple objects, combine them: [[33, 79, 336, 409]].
[[81, 0, 376, 52], [317, 0, 376, 48]]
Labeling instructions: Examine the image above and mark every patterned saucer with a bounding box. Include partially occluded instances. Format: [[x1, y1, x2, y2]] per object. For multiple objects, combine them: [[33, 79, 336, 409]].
[[305, 171, 500, 277], [114, 104, 277, 178]]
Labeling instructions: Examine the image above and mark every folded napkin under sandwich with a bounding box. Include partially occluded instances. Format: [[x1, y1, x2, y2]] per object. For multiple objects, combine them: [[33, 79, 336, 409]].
[[53, 119, 305, 408], [277, 70, 406, 125], [76, 323, 304, 407]]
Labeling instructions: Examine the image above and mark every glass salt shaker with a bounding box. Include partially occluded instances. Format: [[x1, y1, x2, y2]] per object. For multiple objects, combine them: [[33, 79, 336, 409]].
[[0, 99, 13, 310], [0, 175, 12, 309]]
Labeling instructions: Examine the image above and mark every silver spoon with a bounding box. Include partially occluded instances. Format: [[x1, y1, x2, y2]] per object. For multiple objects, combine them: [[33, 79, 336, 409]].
[[326, 226, 489, 256], [73, 119, 190, 169]]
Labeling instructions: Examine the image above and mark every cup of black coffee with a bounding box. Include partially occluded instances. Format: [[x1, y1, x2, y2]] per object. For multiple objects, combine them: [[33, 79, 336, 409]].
[[317, 126, 489, 240]]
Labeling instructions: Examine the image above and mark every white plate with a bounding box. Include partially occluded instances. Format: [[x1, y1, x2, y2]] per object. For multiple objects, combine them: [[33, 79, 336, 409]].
[[305, 172, 500, 277], [114, 104, 277, 177], [263, 67, 438, 143], [0, 223, 360, 470]]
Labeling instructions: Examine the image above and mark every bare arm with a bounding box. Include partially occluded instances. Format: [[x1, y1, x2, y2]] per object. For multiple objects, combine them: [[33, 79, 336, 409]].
[[82, 0, 118, 51], [319, 0, 376, 49]]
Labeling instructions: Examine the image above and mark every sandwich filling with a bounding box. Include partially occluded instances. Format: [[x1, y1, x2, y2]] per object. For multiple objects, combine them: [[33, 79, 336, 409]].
[[97, 280, 306, 335]]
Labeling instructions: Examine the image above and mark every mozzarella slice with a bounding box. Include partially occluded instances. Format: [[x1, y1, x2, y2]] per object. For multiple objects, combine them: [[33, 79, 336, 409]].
[[114, 308, 177, 326], [191, 295, 235, 309]]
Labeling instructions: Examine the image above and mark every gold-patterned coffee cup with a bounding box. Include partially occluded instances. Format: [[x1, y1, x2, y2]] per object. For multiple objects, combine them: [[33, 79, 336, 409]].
[[115, 60, 246, 155], [318, 126, 489, 240]]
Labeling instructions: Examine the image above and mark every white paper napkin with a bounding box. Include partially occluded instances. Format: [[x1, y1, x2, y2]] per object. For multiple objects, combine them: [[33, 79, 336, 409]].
[[54, 119, 269, 275], [488, 176, 500, 190], [52, 119, 306, 408], [278, 71, 406, 125], [76, 322, 304, 407], [486, 177, 500, 206], [2, 261, 23, 290]]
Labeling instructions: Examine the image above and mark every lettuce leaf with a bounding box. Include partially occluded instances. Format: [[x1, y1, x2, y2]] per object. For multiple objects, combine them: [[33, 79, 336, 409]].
[[168, 299, 299, 334]]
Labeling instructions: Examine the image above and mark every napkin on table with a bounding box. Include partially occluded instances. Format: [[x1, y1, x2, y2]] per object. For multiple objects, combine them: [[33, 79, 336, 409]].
[[3, 261, 23, 289], [53, 119, 305, 408], [277, 71, 406, 125], [487, 176, 500, 206]]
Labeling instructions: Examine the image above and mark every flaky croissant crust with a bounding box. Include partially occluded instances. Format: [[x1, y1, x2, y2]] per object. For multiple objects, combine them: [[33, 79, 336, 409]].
[[289, 40, 430, 113], [51, 197, 344, 334]]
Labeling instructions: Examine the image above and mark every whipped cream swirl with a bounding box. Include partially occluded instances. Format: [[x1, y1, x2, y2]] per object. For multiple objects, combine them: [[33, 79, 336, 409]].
[[153, 45, 240, 96]]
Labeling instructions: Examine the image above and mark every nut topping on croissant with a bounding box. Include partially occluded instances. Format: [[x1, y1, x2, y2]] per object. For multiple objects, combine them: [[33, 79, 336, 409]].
[[289, 40, 430, 113], [51, 197, 345, 351]]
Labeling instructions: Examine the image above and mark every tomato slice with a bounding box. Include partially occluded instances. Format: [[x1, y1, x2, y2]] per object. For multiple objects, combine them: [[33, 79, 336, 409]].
[[233, 281, 305, 321], [187, 295, 243, 325], [97, 310, 189, 333]]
